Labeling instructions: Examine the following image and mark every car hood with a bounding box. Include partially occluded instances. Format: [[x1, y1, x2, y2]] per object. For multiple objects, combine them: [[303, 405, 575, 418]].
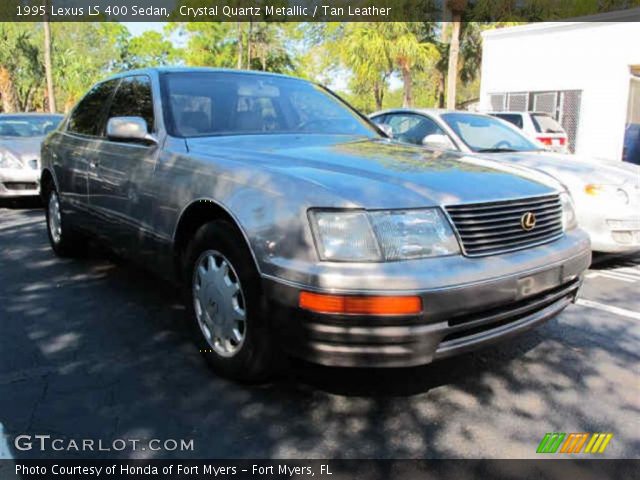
[[186, 134, 559, 208], [0, 136, 43, 160], [481, 150, 640, 190]]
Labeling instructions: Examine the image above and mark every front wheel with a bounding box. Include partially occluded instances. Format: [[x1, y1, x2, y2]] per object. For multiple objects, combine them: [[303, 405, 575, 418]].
[[44, 188, 85, 257], [184, 220, 275, 382]]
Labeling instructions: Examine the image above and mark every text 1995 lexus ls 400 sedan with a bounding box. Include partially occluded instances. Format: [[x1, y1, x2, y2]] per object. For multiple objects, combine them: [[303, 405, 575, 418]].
[[41, 68, 591, 381]]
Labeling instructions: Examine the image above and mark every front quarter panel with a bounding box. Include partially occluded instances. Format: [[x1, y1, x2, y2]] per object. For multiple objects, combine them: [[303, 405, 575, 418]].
[[153, 144, 335, 277]]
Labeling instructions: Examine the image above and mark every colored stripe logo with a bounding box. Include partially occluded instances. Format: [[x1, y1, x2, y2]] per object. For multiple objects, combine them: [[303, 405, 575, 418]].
[[537, 433, 613, 454]]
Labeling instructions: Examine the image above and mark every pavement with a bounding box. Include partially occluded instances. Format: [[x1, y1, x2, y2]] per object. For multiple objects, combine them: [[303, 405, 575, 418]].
[[0, 204, 639, 460]]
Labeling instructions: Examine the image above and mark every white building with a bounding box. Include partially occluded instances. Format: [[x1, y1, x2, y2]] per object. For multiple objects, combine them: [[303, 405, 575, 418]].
[[479, 12, 640, 163]]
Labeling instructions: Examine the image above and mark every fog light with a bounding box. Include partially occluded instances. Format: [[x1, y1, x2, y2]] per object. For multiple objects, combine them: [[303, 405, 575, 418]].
[[299, 291, 422, 315]]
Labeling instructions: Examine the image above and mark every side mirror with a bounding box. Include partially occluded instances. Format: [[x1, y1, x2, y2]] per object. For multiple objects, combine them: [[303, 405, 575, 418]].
[[377, 123, 393, 138], [422, 133, 454, 150], [106, 117, 157, 144]]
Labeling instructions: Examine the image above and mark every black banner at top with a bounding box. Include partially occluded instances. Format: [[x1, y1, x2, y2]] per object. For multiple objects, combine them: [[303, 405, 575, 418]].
[[2, 0, 640, 22]]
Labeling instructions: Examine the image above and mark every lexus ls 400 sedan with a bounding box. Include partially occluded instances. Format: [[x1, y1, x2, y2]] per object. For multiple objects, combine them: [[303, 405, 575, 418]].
[[0, 113, 64, 198], [41, 69, 591, 381], [371, 109, 640, 253]]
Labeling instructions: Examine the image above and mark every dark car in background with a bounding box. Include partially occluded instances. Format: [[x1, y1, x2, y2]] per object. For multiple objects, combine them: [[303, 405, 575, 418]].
[[0, 113, 64, 198], [40, 68, 590, 381]]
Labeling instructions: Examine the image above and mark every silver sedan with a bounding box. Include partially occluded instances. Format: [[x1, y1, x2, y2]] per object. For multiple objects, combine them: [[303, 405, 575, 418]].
[[0, 113, 64, 199], [40, 69, 590, 381], [371, 109, 640, 253]]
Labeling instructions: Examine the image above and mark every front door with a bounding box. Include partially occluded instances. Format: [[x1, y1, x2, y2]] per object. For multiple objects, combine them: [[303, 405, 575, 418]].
[[88, 75, 160, 254]]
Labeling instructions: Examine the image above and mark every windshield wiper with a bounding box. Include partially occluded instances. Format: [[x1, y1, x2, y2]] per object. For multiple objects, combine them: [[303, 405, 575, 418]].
[[476, 147, 518, 153]]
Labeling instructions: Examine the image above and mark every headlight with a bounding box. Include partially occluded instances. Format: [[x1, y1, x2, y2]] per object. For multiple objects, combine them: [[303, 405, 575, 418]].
[[309, 208, 460, 262], [585, 184, 629, 205], [0, 150, 22, 169], [560, 192, 578, 231]]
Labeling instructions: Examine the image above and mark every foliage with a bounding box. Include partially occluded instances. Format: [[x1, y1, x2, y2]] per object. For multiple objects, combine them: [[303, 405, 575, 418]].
[[50, 23, 129, 110], [0, 23, 43, 112], [120, 30, 180, 69]]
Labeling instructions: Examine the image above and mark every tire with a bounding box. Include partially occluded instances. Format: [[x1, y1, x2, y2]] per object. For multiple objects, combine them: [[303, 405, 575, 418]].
[[184, 220, 275, 382], [44, 186, 86, 258]]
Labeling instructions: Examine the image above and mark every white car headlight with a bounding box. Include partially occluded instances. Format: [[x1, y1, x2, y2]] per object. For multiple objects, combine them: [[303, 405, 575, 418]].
[[585, 184, 629, 205], [309, 208, 460, 262], [560, 192, 578, 231], [0, 150, 22, 169]]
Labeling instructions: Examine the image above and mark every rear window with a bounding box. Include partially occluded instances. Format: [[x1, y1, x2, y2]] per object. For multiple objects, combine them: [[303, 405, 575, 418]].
[[492, 113, 523, 129], [531, 113, 564, 134]]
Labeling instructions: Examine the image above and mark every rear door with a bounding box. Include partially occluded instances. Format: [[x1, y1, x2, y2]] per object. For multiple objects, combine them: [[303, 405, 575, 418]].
[[88, 75, 160, 253]]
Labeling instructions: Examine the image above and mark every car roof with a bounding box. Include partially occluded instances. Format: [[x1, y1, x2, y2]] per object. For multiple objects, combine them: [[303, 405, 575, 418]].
[[488, 111, 553, 116], [371, 108, 489, 118], [102, 67, 301, 83]]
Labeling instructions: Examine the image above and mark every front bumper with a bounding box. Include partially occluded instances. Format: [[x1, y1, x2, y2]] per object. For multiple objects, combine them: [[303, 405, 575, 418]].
[[577, 205, 640, 253], [0, 169, 40, 198], [263, 229, 591, 367]]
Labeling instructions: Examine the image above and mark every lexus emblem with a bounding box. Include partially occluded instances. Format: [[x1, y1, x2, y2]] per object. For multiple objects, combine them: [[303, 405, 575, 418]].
[[521, 212, 536, 231]]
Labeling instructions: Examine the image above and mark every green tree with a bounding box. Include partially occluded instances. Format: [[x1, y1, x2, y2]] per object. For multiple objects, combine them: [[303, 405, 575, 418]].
[[0, 23, 43, 112], [51, 22, 129, 110], [169, 22, 238, 68], [121, 30, 180, 69]]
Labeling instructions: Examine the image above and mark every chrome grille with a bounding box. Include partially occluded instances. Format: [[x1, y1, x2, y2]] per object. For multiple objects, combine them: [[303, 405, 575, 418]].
[[446, 194, 564, 257]]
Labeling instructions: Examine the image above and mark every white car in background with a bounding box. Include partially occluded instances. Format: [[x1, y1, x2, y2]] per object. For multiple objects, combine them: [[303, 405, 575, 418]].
[[0, 113, 64, 199], [370, 109, 640, 253], [488, 111, 569, 153]]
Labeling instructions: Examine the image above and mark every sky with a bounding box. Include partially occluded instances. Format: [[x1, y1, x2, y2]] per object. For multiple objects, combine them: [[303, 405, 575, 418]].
[[121, 21, 166, 37]]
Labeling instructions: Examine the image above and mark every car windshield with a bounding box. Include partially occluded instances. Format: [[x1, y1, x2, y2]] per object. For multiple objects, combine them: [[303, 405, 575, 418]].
[[531, 113, 565, 134], [0, 115, 63, 138], [161, 71, 379, 138], [441, 113, 542, 152]]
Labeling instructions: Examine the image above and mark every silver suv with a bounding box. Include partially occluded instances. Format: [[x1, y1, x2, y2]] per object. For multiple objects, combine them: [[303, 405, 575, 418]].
[[41, 68, 591, 381]]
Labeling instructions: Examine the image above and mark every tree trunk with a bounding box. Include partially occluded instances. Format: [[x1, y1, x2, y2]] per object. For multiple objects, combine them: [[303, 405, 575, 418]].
[[446, 16, 461, 110], [0, 67, 18, 113], [437, 72, 445, 108], [401, 65, 412, 108], [246, 21, 252, 70], [43, 6, 57, 113], [374, 81, 384, 110], [236, 22, 243, 69]]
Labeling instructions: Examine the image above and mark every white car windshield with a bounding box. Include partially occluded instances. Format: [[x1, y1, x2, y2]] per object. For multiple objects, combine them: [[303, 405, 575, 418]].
[[0, 115, 63, 138], [161, 71, 379, 138], [441, 113, 542, 153]]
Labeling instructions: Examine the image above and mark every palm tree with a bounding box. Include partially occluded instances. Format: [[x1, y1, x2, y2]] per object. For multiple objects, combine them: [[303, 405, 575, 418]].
[[446, 0, 467, 109], [341, 24, 393, 110], [339, 23, 436, 109], [43, 0, 56, 112]]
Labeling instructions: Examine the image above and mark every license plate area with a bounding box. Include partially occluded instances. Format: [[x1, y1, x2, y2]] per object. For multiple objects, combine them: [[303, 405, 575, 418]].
[[517, 267, 562, 300]]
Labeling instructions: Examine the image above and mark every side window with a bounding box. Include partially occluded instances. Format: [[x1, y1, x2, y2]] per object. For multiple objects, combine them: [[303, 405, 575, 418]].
[[67, 80, 118, 136], [370, 115, 387, 125], [386, 114, 446, 145], [107, 76, 155, 133]]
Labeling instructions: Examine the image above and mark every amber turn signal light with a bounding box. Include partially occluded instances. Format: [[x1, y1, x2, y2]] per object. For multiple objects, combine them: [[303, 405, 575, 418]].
[[299, 291, 422, 315]]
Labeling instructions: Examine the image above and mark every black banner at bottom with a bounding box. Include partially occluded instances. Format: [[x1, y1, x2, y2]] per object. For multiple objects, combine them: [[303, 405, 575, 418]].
[[1, 459, 638, 480]]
